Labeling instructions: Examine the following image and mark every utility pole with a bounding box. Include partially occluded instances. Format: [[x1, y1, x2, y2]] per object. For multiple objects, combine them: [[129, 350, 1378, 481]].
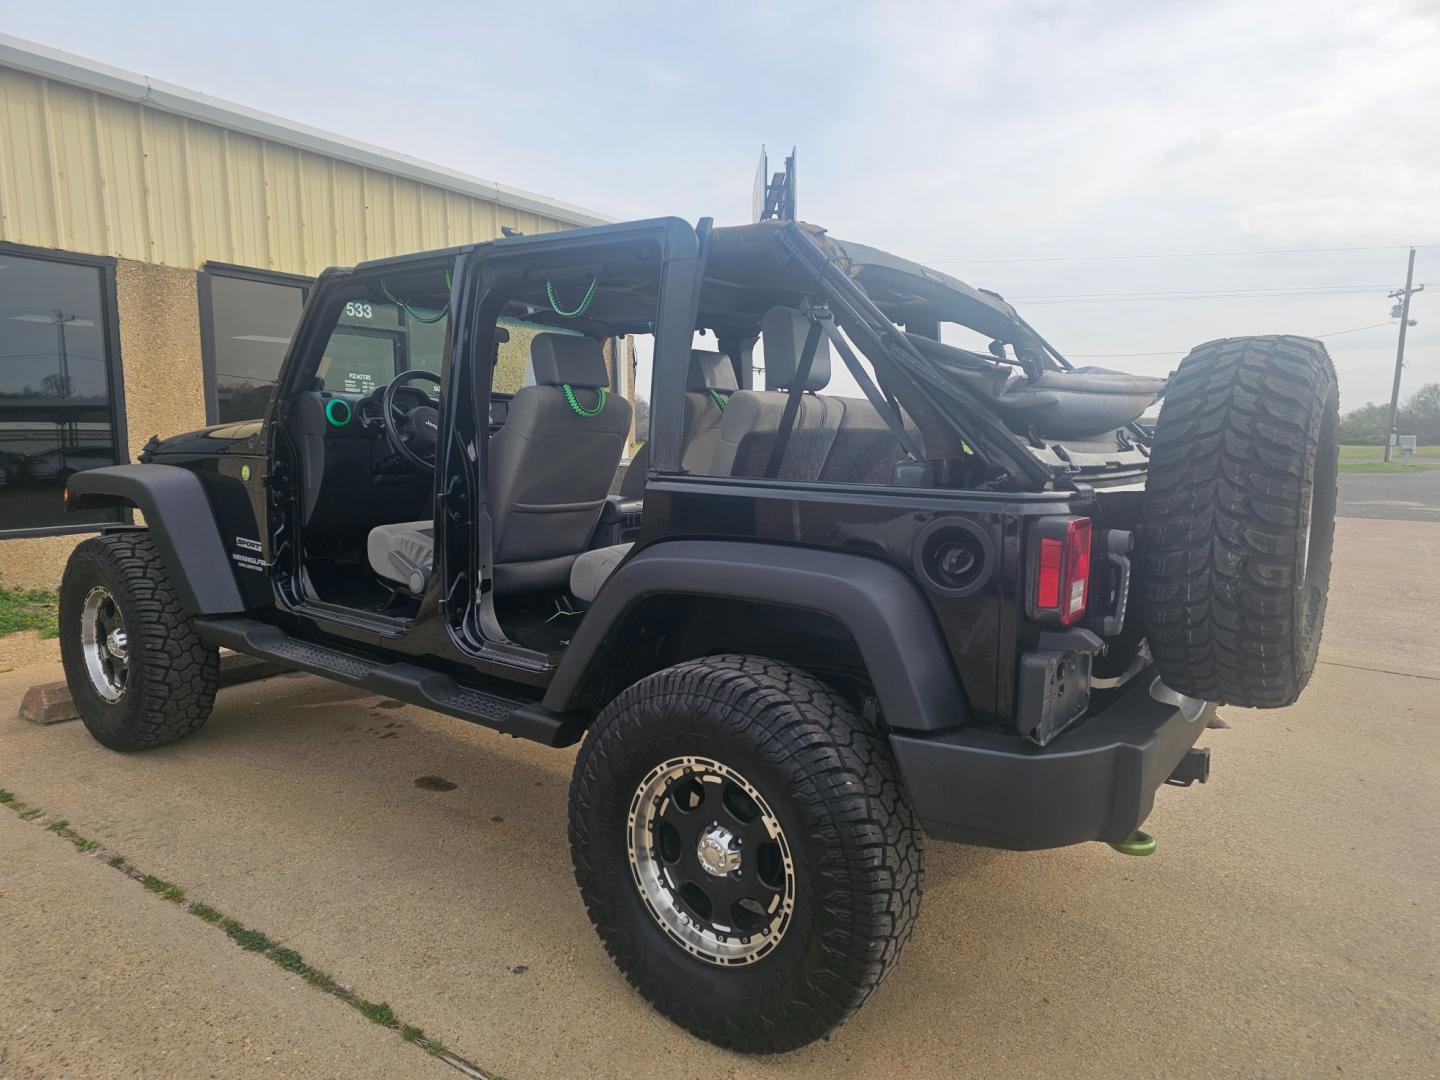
[[1384, 248, 1424, 462]]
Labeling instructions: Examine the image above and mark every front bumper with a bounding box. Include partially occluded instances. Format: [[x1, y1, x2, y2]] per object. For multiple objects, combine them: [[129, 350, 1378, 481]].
[[890, 672, 1214, 851]]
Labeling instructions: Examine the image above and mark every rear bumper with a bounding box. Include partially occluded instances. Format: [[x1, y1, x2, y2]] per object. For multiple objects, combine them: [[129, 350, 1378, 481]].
[[890, 673, 1213, 851]]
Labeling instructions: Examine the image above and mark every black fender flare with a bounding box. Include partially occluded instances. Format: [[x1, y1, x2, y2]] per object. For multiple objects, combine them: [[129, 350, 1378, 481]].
[[543, 540, 969, 733], [66, 464, 246, 614]]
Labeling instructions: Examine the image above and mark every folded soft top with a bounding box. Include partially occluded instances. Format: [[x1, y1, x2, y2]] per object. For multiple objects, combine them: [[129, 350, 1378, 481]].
[[907, 335, 1166, 439]]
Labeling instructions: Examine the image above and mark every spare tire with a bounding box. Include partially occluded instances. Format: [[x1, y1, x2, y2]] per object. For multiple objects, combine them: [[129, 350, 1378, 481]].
[[1139, 335, 1339, 707]]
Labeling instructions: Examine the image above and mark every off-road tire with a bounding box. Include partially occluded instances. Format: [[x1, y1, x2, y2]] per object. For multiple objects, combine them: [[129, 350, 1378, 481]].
[[1140, 335, 1339, 707], [569, 654, 924, 1053], [59, 532, 219, 750]]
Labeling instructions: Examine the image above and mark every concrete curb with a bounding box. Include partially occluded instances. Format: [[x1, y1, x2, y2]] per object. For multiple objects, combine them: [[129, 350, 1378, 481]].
[[18, 652, 287, 725]]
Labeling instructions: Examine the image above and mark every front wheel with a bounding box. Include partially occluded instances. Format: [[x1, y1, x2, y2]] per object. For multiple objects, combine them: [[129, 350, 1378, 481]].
[[59, 532, 219, 750], [569, 654, 924, 1053]]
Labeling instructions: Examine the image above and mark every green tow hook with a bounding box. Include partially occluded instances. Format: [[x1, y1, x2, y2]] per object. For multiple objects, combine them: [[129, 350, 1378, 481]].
[[1111, 829, 1157, 856]]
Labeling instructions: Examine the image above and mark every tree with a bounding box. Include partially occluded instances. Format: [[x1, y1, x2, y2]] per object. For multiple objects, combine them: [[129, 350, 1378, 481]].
[[1402, 382, 1440, 443], [1339, 401, 1388, 444], [632, 394, 650, 439], [41, 373, 74, 398], [1339, 383, 1440, 444]]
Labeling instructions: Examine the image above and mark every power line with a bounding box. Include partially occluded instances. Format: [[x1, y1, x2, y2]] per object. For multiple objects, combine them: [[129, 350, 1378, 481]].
[[1066, 321, 1401, 359], [1012, 284, 1402, 304], [931, 244, 1439, 265], [1315, 321, 1397, 338]]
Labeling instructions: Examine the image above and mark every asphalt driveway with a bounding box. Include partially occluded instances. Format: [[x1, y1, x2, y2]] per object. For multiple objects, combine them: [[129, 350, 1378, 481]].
[[1338, 466, 1440, 521]]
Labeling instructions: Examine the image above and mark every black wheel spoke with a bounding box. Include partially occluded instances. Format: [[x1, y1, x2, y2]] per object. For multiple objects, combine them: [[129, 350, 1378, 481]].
[[696, 873, 758, 920], [733, 816, 774, 853], [625, 755, 795, 965]]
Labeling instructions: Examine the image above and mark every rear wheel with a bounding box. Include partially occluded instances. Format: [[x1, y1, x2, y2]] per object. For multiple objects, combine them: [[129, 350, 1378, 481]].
[[59, 533, 219, 750], [1140, 335, 1339, 706], [569, 654, 923, 1053]]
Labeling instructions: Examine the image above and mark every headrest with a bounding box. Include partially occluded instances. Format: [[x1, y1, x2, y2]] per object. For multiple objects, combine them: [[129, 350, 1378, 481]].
[[530, 332, 608, 388], [762, 307, 831, 392], [687, 350, 738, 394]]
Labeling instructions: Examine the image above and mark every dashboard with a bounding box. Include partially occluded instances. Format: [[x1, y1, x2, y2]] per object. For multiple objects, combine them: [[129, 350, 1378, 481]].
[[318, 386, 514, 445], [287, 384, 519, 544]]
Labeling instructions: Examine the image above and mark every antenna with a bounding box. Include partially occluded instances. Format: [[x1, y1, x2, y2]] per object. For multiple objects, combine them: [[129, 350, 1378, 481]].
[[753, 146, 797, 222], [752, 146, 769, 223]]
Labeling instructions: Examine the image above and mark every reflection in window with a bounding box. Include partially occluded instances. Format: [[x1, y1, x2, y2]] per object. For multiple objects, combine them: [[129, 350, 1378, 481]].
[[494, 316, 584, 394], [207, 273, 308, 423], [315, 296, 449, 394], [318, 329, 398, 395], [0, 251, 122, 533]]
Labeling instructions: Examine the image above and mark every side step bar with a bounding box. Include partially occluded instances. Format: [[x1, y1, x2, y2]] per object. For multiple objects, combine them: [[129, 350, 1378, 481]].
[[194, 616, 587, 747]]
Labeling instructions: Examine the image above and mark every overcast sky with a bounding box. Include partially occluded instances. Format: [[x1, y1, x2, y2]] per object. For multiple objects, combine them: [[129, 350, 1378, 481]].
[[5, 0, 1437, 410]]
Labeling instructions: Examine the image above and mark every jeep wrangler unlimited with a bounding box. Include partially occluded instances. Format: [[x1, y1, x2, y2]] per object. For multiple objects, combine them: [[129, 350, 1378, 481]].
[[57, 214, 1338, 1052]]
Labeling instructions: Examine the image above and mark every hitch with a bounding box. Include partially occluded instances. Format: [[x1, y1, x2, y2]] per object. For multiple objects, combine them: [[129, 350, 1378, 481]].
[[1166, 747, 1210, 787], [1110, 829, 1156, 856]]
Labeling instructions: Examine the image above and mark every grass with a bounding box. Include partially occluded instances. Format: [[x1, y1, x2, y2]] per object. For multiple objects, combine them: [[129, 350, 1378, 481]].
[[0, 784, 484, 1075], [1339, 443, 1440, 460], [1338, 444, 1439, 474], [0, 585, 59, 639], [141, 875, 187, 903], [1338, 461, 1438, 474], [188, 901, 222, 923]]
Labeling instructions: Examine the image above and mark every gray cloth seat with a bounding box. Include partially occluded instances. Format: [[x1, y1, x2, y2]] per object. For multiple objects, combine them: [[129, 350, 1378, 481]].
[[681, 350, 738, 472], [488, 332, 632, 595], [618, 349, 737, 498], [711, 307, 845, 479], [367, 332, 631, 596], [570, 542, 633, 602], [367, 520, 435, 592]]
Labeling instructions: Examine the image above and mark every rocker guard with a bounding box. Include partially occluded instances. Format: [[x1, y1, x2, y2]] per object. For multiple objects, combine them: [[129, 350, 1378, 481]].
[[890, 671, 1214, 850]]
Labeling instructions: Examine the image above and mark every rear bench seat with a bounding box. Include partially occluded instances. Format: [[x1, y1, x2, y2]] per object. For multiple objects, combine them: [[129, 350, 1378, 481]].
[[719, 307, 916, 485], [618, 349, 736, 499], [574, 310, 919, 602]]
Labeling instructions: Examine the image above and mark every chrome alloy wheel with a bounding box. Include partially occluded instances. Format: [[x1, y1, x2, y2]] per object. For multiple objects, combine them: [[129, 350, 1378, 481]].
[[80, 586, 129, 703], [627, 756, 795, 966]]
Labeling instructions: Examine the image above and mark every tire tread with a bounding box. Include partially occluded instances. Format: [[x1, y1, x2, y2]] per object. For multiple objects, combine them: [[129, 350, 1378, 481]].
[[61, 532, 218, 750], [1140, 335, 1338, 706], [569, 654, 923, 1053]]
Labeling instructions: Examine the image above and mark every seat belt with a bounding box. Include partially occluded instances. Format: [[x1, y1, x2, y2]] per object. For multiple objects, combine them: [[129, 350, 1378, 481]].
[[763, 318, 823, 479], [816, 318, 924, 462]]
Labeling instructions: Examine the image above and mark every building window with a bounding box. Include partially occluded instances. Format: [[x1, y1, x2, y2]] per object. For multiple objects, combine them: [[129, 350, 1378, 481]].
[[200, 266, 312, 424], [0, 246, 125, 536]]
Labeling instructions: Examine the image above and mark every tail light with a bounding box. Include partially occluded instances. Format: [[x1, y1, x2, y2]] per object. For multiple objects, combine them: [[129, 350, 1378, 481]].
[[1028, 516, 1092, 626]]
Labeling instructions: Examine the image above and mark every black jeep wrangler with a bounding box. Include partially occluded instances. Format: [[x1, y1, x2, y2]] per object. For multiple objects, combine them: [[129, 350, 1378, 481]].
[[58, 215, 1338, 1053]]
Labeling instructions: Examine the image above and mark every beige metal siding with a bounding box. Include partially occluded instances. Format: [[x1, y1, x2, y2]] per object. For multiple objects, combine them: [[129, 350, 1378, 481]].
[[0, 66, 571, 272]]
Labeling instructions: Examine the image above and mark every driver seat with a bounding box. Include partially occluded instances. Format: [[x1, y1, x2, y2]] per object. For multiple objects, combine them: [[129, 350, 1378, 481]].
[[367, 333, 631, 596]]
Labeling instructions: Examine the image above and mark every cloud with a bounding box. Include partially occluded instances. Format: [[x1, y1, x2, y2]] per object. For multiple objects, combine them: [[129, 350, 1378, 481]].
[[4, 0, 1436, 407]]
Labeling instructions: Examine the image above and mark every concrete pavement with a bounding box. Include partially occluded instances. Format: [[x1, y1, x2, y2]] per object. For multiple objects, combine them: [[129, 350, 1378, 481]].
[[0, 806, 450, 1079], [2, 516, 1437, 1078]]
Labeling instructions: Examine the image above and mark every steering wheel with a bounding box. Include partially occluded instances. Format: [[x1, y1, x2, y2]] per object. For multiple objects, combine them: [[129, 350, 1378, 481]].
[[381, 370, 442, 471]]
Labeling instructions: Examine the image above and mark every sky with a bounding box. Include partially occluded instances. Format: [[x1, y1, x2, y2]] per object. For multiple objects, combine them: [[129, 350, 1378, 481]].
[[4, 0, 1437, 411]]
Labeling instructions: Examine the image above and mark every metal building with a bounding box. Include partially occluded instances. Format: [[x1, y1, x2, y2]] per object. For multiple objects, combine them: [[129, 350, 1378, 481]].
[[0, 35, 612, 588]]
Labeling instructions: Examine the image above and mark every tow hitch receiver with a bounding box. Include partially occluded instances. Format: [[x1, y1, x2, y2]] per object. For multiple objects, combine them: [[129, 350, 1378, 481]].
[[1166, 746, 1211, 787], [1111, 829, 1157, 856]]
